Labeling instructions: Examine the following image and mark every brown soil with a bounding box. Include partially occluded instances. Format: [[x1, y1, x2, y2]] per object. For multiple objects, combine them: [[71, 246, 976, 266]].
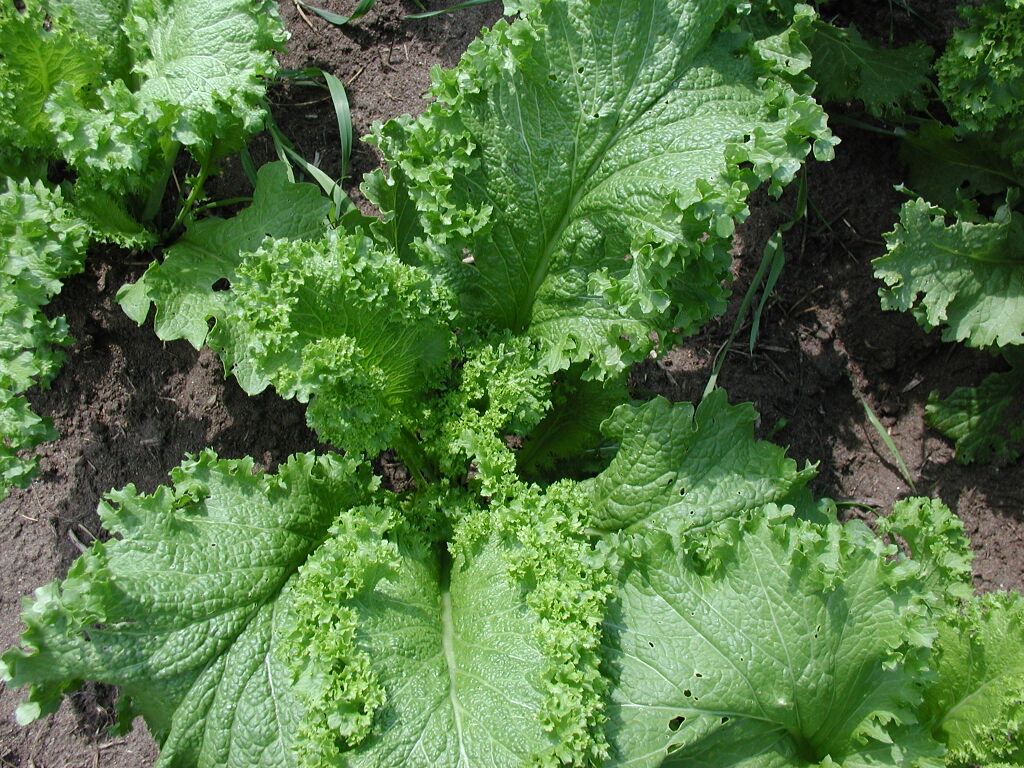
[[1, 1, 1021, 766]]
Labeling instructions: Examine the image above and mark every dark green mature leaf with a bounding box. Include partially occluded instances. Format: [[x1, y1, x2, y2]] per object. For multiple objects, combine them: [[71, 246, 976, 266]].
[[808, 20, 933, 118], [516, 368, 628, 480], [2, 456, 611, 768], [902, 123, 1019, 212], [926, 358, 1024, 464]]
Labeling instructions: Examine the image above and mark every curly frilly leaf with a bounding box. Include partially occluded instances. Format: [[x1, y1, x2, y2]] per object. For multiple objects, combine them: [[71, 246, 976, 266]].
[[1, 0, 283, 213], [218, 232, 456, 457], [602, 510, 943, 767], [368, 0, 834, 378], [922, 592, 1024, 766], [876, 497, 975, 610], [1, 451, 380, 766], [874, 197, 1024, 350], [420, 335, 552, 491], [937, 0, 1024, 138], [0, 178, 89, 499], [117, 162, 331, 347], [47, 0, 132, 78]]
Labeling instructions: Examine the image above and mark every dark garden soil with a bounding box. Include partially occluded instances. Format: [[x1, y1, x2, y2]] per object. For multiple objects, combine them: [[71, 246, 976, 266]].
[[2, 1, 1022, 765]]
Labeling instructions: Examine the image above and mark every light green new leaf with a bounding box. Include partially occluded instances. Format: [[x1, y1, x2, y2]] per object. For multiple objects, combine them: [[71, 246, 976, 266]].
[[369, 0, 833, 377], [0, 3, 103, 157], [117, 162, 331, 347], [587, 390, 815, 540], [603, 512, 942, 767], [421, 335, 553, 490], [1, 451, 379, 767], [922, 592, 1024, 766], [216, 232, 455, 456], [876, 497, 975, 610], [925, 359, 1024, 465], [874, 198, 1024, 350], [807, 20, 933, 119], [0, 178, 89, 499]]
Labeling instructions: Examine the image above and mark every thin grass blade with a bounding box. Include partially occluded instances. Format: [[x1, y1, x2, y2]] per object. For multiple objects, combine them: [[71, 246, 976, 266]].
[[297, 0, 376, 26], [240, 146, 259, 188], [322, 71, 352, 181], [703, 240, 777, 399], [405, 0, 498, 19], [859, 395, 917, 492], [750, 232, 785, 353]]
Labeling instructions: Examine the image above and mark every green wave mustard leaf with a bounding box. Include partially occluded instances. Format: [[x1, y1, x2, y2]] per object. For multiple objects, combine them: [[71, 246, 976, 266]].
[[874, 197, 1024, 350], [117, 162, 330, 347], [901, 123, 1019, 214], [47, 0, 285, 201], [367, 0, 834, 377], [0, 451, 379, 766], [587, 390, 815, 540], [922, 592, 1024, 766], [602, 511, 942, 767], [46, 0, 132, 78], [876, 497, 975, 610], [0, 3, 103, 161], [286, 485, 610, 767]]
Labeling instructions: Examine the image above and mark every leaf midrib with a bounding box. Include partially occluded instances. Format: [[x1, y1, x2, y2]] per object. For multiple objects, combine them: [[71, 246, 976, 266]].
[[441, 588, 471, 767], [516, 5, 694, 330]]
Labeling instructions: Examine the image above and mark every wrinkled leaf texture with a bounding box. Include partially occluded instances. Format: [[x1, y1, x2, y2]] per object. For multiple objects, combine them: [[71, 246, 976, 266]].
[[4, 391, 993, 768]]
